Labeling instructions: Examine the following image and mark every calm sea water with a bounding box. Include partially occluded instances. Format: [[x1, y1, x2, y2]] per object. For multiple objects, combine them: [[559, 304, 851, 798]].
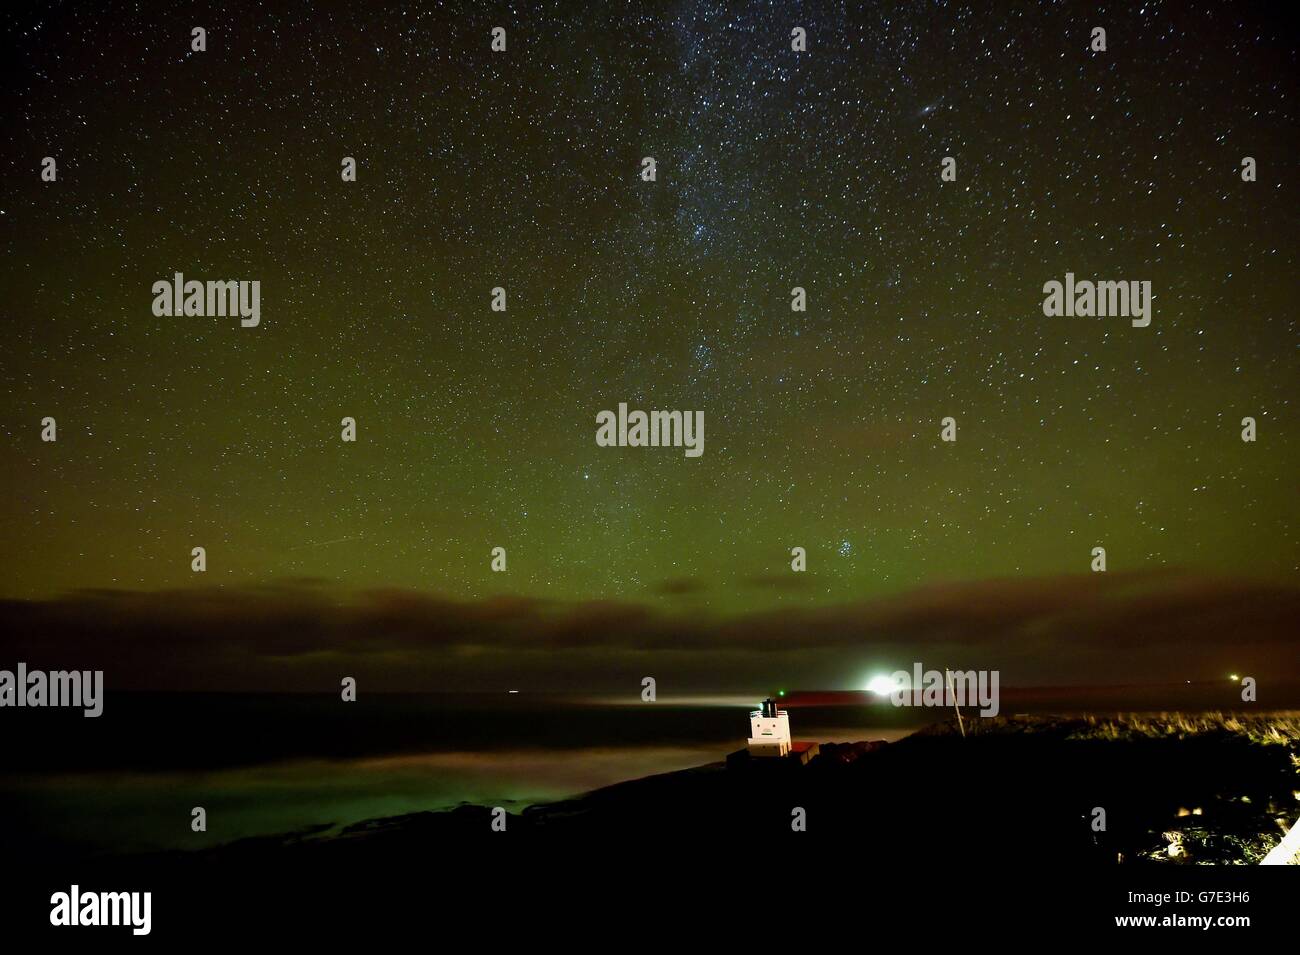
[[3, 692, 927, 855]]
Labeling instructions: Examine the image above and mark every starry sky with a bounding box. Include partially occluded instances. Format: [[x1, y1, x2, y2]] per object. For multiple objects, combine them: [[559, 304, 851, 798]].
[[0, 1, 1295, 690]]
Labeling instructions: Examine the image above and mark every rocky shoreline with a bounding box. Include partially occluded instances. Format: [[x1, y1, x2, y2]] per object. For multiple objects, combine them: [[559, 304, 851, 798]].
[[143, 712, 1298, 867]]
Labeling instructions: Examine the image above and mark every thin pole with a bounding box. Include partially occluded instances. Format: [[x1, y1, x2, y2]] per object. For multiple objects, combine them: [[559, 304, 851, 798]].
[[946, 668, 966, 738]]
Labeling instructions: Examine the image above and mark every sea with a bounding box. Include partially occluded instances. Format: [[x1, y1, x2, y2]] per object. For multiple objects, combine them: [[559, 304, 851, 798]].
[[2, 692, 929, 857]]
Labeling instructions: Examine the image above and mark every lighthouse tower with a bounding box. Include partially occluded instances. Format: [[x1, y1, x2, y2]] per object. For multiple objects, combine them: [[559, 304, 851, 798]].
[[747, 698, 792, 757]]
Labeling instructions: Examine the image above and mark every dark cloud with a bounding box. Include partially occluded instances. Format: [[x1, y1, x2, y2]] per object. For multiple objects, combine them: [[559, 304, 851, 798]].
[[651, 577, 709, 596], [1, 570, 1295, 692]]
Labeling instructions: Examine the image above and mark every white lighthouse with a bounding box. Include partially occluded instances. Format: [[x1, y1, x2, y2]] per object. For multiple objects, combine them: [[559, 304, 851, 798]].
[[746, 698, 791, 757]]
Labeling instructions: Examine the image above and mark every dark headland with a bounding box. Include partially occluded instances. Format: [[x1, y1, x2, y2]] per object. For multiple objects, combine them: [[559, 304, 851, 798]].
[[138, 712, 1299, 868]]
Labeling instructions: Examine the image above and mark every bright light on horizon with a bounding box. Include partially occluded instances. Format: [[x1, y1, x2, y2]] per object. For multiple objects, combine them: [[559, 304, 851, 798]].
[[866, 675, 899, 696]]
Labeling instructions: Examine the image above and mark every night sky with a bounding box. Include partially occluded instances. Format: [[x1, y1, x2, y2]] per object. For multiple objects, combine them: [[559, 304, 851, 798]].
[[1, 1, 1295, 691]]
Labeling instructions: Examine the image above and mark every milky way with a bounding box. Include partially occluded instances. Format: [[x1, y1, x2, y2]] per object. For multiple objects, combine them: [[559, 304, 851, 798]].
[[1, 1, 1295, 620]]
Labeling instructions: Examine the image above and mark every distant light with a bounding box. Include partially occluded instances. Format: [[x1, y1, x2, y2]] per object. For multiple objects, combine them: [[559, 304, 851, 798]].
[[1229, 674, 1239, 682], [866, 675, 899, 696], [508, 690, 519, 694], [778, 690, 785, 697]]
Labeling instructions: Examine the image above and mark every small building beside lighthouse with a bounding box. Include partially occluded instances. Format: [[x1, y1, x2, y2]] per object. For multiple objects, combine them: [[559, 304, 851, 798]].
[[747, 698, 792, 757], [728, 697, 820, 770]]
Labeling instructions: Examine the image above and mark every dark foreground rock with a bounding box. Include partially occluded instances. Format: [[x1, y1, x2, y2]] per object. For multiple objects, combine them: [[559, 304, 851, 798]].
[[130, 712, 1298, 869]]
